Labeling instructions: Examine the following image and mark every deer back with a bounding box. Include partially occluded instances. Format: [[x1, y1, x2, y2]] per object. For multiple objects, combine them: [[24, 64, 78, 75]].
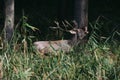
[[33, 40, 71, 54]]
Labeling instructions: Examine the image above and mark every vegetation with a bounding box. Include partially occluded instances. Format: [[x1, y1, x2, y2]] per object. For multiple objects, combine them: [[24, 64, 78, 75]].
[[0, 17, 119, 80]]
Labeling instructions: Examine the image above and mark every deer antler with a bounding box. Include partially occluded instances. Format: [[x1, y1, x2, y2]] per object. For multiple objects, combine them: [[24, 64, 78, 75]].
[[49, 21, 73, 32], [49, 21, 65, 31]]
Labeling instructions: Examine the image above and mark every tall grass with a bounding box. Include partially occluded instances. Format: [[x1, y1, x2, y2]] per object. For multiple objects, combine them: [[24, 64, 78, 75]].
[[0, 17, 120, 80]]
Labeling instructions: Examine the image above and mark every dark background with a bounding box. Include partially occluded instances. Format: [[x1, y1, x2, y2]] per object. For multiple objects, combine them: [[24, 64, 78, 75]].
[[0, 0, 120, 25], [0, 0, 120, 40]]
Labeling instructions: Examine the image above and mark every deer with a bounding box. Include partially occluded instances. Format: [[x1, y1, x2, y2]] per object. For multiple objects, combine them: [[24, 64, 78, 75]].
[[33, 21, 88, 55]]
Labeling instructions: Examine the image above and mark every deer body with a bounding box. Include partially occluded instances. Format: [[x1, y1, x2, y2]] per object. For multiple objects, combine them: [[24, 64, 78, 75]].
[[34, 40, 72, 54], [33, 28, 87, 54]]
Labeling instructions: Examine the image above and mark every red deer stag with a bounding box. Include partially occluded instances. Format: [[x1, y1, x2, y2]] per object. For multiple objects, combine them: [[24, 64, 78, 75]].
[[33, 21, 88, 55]]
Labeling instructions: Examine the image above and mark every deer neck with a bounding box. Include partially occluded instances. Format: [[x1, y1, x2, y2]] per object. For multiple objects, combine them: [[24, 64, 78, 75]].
[[68, 34, 78, 46]]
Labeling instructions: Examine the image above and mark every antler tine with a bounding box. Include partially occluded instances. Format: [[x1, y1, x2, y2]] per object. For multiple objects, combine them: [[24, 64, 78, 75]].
[[62, 21, 68, 31], [49, 21, 59, 29], [64, 20, 73, 28]]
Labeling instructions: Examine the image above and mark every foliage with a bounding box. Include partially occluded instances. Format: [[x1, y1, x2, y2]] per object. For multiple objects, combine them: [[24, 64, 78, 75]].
[[0, 18, 120, 80]]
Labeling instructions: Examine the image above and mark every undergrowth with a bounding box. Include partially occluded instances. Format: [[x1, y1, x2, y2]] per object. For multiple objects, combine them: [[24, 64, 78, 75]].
[[0, 17, 120, 80]]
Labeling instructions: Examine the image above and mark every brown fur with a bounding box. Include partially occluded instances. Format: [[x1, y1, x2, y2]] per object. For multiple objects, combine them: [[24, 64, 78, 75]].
[[33, 28, 87, 54]]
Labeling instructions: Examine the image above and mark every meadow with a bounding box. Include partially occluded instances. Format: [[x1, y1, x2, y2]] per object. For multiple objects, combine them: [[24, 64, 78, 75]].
[[0, 17, 120, 80]]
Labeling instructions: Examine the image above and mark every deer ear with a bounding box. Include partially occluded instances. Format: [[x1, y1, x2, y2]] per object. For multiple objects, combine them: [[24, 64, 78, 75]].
[[69, 30, 77, 34]]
